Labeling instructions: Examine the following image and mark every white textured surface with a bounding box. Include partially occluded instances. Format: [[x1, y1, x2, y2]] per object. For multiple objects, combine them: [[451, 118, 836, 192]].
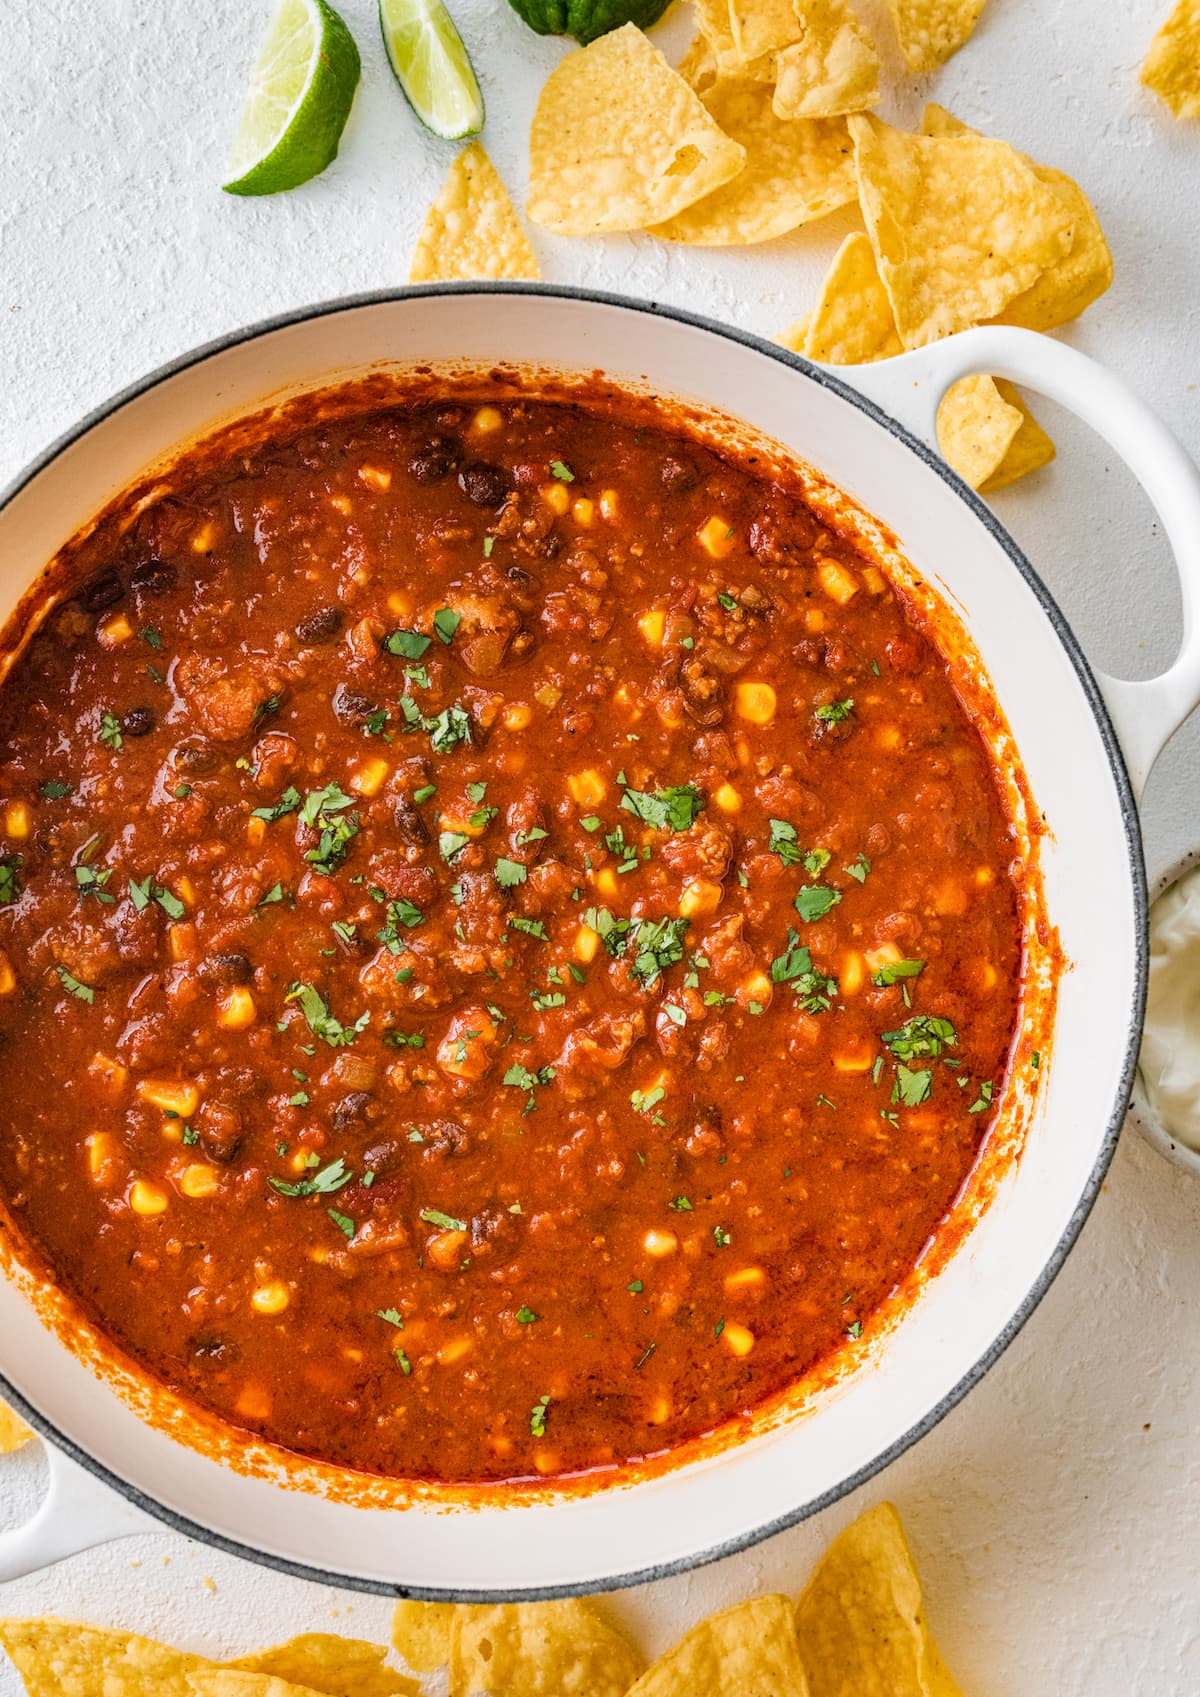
[[1, 0, 1199, 1691]]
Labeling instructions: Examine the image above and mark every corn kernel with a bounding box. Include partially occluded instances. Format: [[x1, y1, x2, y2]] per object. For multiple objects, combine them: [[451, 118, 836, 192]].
[[471, 405, 503, 434], [161, 1117, 183, 1144], [865, 942, 902, 973], [876, 725, 903, 752], [735, 681, 777, 725], [87, 1132, 120, 1184], [137, 1079, 200, 1118], [646, 1394, 673, 1425], [974, 959, 999, 992], [180, 1163, 219, 1199], [217, 987, 256, 1030], [834, 1042, 876, 1073], [861, 565, 887, 595], [643, 1229, 678, 1259], [575, 925, 600, 964], [0, 952, 14, 996], [593, 866, 620, 901], [533, 1448, 561, 1476], [191, 523, 216, 554], [541, 481, 570, 516], [427, 1229, 470, 1269], [386, 591, 413, 619], [697, 516, 735, 558], [97, 614, 133, 648], [572, 498, 595, 527], [713, 783, 741, 813], [805, 608, 827, 633], [599, 488, 619, 521], [535, 682, 562, 709], [680, 878, 722, 919], [129, 1179, 168, 1216], [722, 1321, 755, 1357], [329, 493, 352, 515], [251, 1281, 290, 1316], [246, 815, 266, 847], [742, 970, 772, 1006], [975, 865, 995, 887], [840, 951, 865, 996], [4, 802, 30, 839], [503, 702, 533, 731], [351, 757, 389, 797], [175, 875, 195, 906], [290, 1149, 314, 1175], [567, 769, 607, 807], [934, 878, 969, 917], [357, 464, 392, 491], [818, 559, 859, 605], [168, 922, 197, 963], [89, 1052, 129, 1093], [437, 1334, 473, 1366], [235, 1383, 272, 1420], [638, 608, 666, 647], [723, 1266, 766, 1295]]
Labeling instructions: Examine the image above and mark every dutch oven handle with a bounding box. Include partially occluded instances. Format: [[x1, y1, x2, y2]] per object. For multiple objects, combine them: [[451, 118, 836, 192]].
[[844, 326, 1200, 801], [0, 1442, 154, 1580]]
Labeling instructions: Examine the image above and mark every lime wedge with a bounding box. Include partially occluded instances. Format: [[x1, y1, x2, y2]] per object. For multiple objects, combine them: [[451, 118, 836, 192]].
[[224, 0, 361, 196], [379, 0, 485, 141]]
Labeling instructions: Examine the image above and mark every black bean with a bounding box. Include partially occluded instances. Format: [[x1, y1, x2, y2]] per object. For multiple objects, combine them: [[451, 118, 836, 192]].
[[660, 457, 701, 494], [295, 606, 343, 645], [363, 1139, 405, 1178], [394, 797, 429, 846], [197, 952, 253, 988], [458, 463, 508, 508], [332, 1091, 371, 1133], [79, 570, 124, 613], [122, 706, 155, 737], [129, 558, 177, 597], [196, 1101, 243, 1164], [190, 1334, 239, 1362], [172, 742, 220, 776], [409, 437, 459, 483], [332, 684, 376, 727]]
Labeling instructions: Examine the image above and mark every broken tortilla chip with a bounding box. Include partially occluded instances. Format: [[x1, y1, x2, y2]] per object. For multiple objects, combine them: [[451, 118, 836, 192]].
[[391, 1602, 457, 1675], [528, 24, 746, 235], [728, 0, 803, 63], [691, 0, 773, 78], [980, 380, 1056, 490], [0, 1400, 32, 1452], [786, 231, 903, 362], [0, 1620, 208, 1697], [1141, 0, 1200, 118], [937, 376, 1023, 489], [228, 1634, 416, 1697], [773, 0, 881, 120], [409, 143, 539, 283], [448, 1599, 644, 1697], [919, 104, 1112, 330], [627, 1595, 811, 1697], [886, 0, 987, 72], [848, 113, 1075, 348], [652, 80, 855, 245], [796, 1502, 964, 1695], [190, 1676, 327, 1697]]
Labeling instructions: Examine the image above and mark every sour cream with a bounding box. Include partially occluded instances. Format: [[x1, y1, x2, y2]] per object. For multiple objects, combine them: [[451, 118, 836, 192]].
[[1141, 860, 1200, 1152]]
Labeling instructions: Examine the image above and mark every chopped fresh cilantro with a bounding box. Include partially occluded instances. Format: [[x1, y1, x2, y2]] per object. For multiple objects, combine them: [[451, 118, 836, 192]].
[[845, 853, 871, 884], [846, 1319, 863, 1340], [508, 915, 547, 941], [881, 1014, 957, 1062], [128, 875, 184, 919], [516, 825, 548, 846], [530, 1393, 551, 1436], [395, 1348, 412, 1374], [627, 1279, 644, 1294], [717, 591, 738, 611], [76, 864, 115, 904], [174, 784, 192, 800], [549, 459, 575, 482], [288, 1090, 309, 1107], [495, 857, 527, 888], [285, 982, 368, 1047], [384, 1029, 425, 1049], [377, 896, 425, 952], [426, 704, 472, 753], [258, 882, 286, 908], [432, 607, 461, 645], [139, 626, 163, 650], [252, 786, 301, 822], [968, 1080, 994, 1115], [0, 857, 22, 907], [328, 1208, 356, 1239], [40, 780, 73, 800], [814, 698, 854, 725], [669, 1195, 693, 1212], [377, 1307, 404, 1327], [503, 1061, 555, 1114], [483, 535, 495, 558], [872, 958, 925, 988], [384, 628, 432, 660], [769, 928, 838, 1012], [299, 782, 359, 875], [440, 830, 470, 862], [269, 1156, 353, 1198], [631, 1084, 665, 1114], [795, 884, 841, 922], [892, 1065, 933, 1108], [516, 1305, 539, 1324], [620, 783, 704, 832], [55, 964, 95, 1003], [420, 1208, 466, 1231], [97, 711, 123, 751], [713, 1225, 731, 1247]]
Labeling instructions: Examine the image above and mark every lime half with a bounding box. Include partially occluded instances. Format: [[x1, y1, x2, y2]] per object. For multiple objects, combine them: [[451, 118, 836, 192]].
[[224, 0, 361, 196], [379, 0, 484, 141]]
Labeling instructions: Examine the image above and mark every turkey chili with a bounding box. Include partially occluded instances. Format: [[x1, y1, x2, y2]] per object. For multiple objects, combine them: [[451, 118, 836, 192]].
[[0, 389, 1024, 1485]]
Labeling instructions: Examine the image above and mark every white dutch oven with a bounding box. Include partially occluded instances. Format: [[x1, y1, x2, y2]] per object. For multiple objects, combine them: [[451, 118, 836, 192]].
[[2, 288, 1200, 1597]]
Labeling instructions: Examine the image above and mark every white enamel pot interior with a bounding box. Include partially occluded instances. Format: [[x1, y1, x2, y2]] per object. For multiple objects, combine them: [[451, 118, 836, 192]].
[[3, 287, 1200, 1597]]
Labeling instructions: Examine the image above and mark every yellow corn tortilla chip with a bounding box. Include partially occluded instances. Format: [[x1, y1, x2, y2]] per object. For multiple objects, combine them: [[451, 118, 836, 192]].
[[628, 1595, 810, 1696], [409, 144, 540, 284], [692, 0, 771, 78], [528, 25, 746, 235], [786, 231, 903, 363], [229, 1634, 416, 1697], [0, 1620, 208, 1697], [678, 30, 720, 91], [1141, 0, 1200, 118], [920, 105, 1112, 330], [772, 0, 881, 120], [937, 376, 1023, 489], [886, 0, 987, 72], [728, 0, 802, 61], [795, 1502, 964, 1697], [0, 1400, 32, 1452], [980, 380, 1056, 491], [849, 113, 1075, 348], [777, 309, 815, 354], [391, 1602, 457, 1674], [448, 1600, 644, 1697], [652, 80, 855, 245], [190, 1676, 327, 1697]]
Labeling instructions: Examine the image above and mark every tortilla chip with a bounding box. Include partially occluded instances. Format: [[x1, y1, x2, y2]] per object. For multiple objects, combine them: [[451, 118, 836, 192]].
[[728, 0, 802, 62], [391, 1602, 457, 1674], [692, 0, 772, 78], [788, 231, 903, 363], [652, 79, 855, 245], [409, 144, 539, 284], [0, 1400, 32, 1452], [886, 0, 987, 72], [980, 380, 1056, 490], [627, 1595, 810, 1696], [528, 25, 746, 235], [678, 30, 720, 91], [920, 105, 1112, 330], [937, 376, 1023, 489], [190, 1677, 327, 1697], [0, 1620, 208, 1697], [849, 113, 1075, 348], [228, 1634, 416, 1697], [772, 1, 881, 120], [795, 1502, 964, 1697], [1142, 0, 1200, 118], [777, 310, 815, 354], [448, 1600, 644, 1697]]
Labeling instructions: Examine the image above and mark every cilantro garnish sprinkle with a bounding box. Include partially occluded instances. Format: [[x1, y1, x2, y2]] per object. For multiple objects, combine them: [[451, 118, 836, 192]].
[[872, 958, 925, 987], [328, 1208, 356, 1239], [795, 884, 841, 922], [549, 459, 575, 482], [269, 1156, 353, 1198], [384, 628, 432, 660], [55, 964, 95, 1003], [881, 1014, 956, 1062], [432, 607, 461, 645], [377, 1308, 404, 1327], [420, 1208, 467, 1231], [968, 1080, 994, 1115], [620, 783, 704, 832], [516, 1305, 539, 1324], [97, 711, 123, 751], [128, 875, 185, 919], [299, 782, 359, 875], [503, 1061, 556, 1114], [769, 929, 838, 1012], [40, 781, 72, 800], [892, 1065, 933, 1108], [814, 698, 854, 725], [0, 858, 20, 906], [251, 786, 301, 822], [530, 1394, 551, 1436], [495, 857, 527, 888], [285, 982, 369, 1048]]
